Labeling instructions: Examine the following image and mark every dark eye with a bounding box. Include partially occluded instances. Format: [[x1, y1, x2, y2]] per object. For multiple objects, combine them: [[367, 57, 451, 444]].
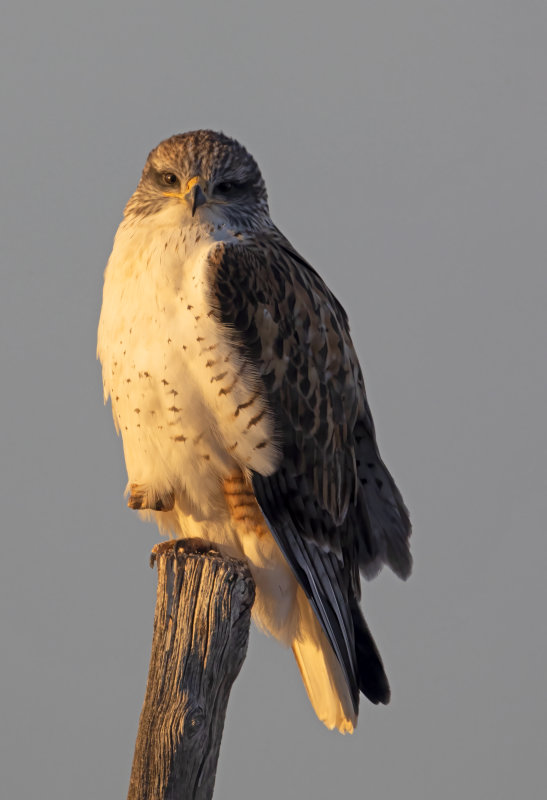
[[162, 172, 179, 186], [215, 181, 237, 194]]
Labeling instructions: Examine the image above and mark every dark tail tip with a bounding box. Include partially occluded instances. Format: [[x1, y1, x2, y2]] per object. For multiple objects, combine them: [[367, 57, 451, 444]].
[[351, 601, 391, 705]]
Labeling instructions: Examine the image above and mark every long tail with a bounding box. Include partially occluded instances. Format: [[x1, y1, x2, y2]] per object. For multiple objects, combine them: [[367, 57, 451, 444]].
[[292, 587, 357, 733], [291, 589, 390, 733]]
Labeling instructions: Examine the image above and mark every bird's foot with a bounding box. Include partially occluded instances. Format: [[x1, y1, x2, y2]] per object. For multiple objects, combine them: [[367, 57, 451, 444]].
[[128, 483, 174, 511], [149, 537, 216, 568]]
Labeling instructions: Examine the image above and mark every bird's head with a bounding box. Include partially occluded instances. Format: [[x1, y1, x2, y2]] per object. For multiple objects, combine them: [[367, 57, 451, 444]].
[[124, 130, 270, 230]]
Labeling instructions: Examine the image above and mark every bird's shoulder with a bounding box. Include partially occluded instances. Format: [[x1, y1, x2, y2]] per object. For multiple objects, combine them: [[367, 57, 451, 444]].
[[206, 228, 365, 519]]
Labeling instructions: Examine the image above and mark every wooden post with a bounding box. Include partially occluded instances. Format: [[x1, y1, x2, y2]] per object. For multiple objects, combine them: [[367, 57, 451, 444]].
[[127, 539, 255, 800]]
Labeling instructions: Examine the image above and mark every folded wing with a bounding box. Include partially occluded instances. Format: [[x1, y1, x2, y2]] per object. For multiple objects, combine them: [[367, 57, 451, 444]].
[[208, 232, 411, 720]]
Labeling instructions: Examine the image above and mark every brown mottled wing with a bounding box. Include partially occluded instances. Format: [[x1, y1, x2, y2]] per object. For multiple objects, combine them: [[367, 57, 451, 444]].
[[208, 232, 411, 708]]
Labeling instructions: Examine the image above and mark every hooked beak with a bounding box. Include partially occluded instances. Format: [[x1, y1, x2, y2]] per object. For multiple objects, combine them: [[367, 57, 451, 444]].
[[163, 175, 209, 216], [185, 175, 208, 216]]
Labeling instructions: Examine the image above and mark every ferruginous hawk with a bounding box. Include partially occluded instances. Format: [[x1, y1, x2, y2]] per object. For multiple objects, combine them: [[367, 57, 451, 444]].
[[97, 130, 411, 733]]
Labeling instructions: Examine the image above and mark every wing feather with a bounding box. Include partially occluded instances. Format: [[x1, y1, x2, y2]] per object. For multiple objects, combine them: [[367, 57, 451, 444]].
[[208, 232, 411, 706], [253, 473, 360, 710]]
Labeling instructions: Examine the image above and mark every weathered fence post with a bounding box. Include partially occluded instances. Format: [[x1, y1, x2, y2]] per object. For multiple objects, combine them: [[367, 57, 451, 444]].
[[127, 539, 255, 800]]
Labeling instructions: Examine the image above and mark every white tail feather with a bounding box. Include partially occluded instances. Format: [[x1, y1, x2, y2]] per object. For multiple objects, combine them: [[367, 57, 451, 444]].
[[292, 588, 356, 734]]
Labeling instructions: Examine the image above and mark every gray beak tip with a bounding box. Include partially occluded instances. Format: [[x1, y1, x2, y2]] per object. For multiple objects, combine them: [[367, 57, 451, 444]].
[[190, 185, 207, 217]]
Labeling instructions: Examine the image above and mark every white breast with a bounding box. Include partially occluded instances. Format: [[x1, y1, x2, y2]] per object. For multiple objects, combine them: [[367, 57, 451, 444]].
[[97, 211, 279, 518]]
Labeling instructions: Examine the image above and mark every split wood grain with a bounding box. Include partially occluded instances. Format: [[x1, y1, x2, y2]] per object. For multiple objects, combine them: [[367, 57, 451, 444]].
[[127, 539, 255, 800]]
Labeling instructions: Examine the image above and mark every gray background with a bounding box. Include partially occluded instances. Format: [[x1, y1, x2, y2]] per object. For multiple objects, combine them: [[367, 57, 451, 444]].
[[1, 1, 546, 798]]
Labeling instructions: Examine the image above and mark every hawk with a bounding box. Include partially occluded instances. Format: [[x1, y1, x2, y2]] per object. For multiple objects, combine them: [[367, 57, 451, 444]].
[[97, 130, 411, 733]]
